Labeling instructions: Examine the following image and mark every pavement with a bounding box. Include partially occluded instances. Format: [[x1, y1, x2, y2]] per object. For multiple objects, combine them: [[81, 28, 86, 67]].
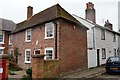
[[62, 66, 106, 78], [8, 66, 105, 79], [8, 69, 26, 79]]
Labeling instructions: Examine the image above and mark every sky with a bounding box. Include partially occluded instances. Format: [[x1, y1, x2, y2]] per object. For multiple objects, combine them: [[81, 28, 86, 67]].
[[0, 0, 119, 31]]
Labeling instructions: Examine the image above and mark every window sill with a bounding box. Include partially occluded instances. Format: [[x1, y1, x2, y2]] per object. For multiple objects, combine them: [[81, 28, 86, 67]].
[[44, 37, 54, 40], [9, 43, 12, 45], [24, 61, 30, 64], [0, 42, 4, 44], [25, 40, 31, 43]]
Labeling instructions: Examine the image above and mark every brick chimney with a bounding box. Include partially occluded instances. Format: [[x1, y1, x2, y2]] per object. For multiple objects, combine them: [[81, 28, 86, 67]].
[[104, 20, 113, 30], [85, 2, 96, 23], [27, 6, 33, 20]]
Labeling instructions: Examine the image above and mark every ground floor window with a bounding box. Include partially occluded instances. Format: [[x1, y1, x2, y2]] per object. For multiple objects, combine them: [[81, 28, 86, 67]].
[[44, 47, 54, 60], [9, 49, 13, 56], [25, 49, 31, 63], [34, 49, 40, 55], [0, 49, 4, 54], [102, 48, 106, 59]]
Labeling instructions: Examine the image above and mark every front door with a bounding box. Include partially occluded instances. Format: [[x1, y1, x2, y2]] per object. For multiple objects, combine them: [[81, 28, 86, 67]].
[[97, 49, 100, 67]]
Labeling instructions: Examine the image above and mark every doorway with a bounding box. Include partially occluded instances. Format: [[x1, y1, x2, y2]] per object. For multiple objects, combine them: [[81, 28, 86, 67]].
[[97, 49, 100, 67]]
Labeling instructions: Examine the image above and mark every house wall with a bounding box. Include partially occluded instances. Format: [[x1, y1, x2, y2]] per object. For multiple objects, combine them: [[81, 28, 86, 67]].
[[0, 31, 9, 54], [95, 27, 118, 65], [73, 16, 97, 68], [58, 19, 88, 73], [4, 32, 9, 54], [9, 19, 88, 72], [10, 23, 56, 69]]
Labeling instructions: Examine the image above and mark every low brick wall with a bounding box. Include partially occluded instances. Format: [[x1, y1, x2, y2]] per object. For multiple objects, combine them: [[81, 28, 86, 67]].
[[32, 55, 60, 78], [44, 60, 59, 78]]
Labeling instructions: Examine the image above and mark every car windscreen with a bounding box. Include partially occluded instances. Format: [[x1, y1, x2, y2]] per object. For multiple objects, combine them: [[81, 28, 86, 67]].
[[107, 57, 120, 62]]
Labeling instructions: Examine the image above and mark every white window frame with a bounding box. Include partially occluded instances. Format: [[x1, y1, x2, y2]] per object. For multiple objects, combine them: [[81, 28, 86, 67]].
[[9, 49, 13, 55], [45, 22, 54, 39], [25, 29, 31, 42], [0, 47, 5, 55], [0, 31, 4, 44], [44, 47, 54, 60], [101, 29, 105, 40], [25, 49, 31, 63], [102, 48, 106, 59], [113, 33, 116, 42], [9, 35, 12, 45], [34, 49, 41, 55]]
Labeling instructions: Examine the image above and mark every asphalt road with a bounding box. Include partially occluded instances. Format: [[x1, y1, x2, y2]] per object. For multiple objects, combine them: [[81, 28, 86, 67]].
[[93, 72, 120, 80]]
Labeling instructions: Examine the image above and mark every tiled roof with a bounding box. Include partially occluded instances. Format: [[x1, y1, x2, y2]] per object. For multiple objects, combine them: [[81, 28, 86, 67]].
[[0, 18, 16, 31], [12, 4, 88, 33], [73, 14, 120, 35]]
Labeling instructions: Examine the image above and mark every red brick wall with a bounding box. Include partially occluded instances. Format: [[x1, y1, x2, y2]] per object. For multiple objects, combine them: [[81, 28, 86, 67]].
[[4, 32, 9, 54], [9, 19, 87, 72], [58, 19, 88, 73], [0, 31, 9, 54], [11, 24, 55, 69]]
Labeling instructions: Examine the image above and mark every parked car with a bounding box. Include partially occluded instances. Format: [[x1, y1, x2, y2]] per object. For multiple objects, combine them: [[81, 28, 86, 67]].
[[105, 56, 120, 74]]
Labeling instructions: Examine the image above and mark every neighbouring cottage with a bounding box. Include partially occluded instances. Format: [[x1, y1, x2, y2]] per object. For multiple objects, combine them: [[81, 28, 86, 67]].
[[9, 4, 88, 78], [73, 2, 120, 68], [0, 18, 15, 79]]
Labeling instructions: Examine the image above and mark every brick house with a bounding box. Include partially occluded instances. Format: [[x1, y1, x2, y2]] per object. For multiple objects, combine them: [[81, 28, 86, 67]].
[[9, 4, 88, 77], [0, 18, 15, 79]]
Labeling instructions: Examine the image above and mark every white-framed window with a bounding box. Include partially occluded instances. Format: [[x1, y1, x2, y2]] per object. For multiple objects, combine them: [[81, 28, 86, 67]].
[[101, 29, 105, 40], [113, 33, 116, 42], [45, 22, 54, 39], [44, 47, 54, 60], [25, 49, 31, 63], [0, 31, 4, 44], [102, 48, 106, 59], [34, 49, 40, 55], [25, 29, 31, 42], [9, 49, 13, 56], [9, 35, 13, 44], [0, 49, 4, 54]]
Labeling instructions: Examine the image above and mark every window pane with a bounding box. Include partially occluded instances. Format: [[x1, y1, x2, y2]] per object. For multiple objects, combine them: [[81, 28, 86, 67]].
[[102, 48, 106, 59], [0, 49, 3, 54], [26, 29, 31, 41], [101, 29, 105, 40], [45, 22, 54, 38], [25, 50, 31, 62], [46, 49, 53, 60], [0, 35, 3, 42]]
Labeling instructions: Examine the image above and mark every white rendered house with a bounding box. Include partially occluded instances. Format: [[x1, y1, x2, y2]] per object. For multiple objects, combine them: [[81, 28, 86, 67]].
[[73, 2, 120, 68]]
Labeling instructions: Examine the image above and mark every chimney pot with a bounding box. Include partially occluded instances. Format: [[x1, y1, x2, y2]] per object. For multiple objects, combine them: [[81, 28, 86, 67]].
[[104, 20, 113, 30], [27, 6, 33, 20], [85, 2, 96, 23]]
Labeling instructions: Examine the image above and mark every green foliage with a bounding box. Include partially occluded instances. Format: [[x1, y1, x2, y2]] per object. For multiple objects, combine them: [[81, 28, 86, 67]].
[[14, 48, 19, 64], [26, 67, 32, 77], [21, 67, 32, 80], [9, 62, 22, 71], [21, 75, 31, 80]]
